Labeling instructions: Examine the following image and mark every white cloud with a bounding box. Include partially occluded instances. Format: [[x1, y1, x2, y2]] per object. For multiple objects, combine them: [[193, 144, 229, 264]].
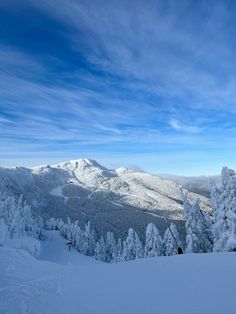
[[169, 119, 203, 133]]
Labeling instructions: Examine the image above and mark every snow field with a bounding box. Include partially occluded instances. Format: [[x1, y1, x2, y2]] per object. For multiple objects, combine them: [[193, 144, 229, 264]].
[[1, 230, 236, 314]]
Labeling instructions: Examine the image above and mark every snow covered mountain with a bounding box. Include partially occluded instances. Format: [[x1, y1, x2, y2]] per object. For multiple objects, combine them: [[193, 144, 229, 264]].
[[0, 159, 211, 240]]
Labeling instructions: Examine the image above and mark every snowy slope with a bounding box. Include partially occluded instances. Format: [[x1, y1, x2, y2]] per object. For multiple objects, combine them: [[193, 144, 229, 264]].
[[39, 231, 100, 266], [0, 159, 211, 240], [0, 231, 235, 314]]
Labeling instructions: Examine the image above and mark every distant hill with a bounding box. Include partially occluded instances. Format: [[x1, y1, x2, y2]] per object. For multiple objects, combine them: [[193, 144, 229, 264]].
[[158, 173, 220, 198]]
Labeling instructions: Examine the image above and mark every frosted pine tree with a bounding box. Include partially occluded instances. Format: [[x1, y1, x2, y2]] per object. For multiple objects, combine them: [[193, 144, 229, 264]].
[[184, 197, 201, 253], [0, 194, 43, 243], [163, 223, 181, 256], [0, 218, 9, 245], [75, 225, 84, 252], [18, 196, 34, 236], [105, 231, 117, 262], [79, 221, 95, 256], [113, 238, 123, 262], [212, 167, 236, 252], [32, 216, 44, 240], [85, 221, 96, 256], [144, 223, 163, 257], [94, 236, 106, 262], [199, 210, 213, 252], [135, 231, 144, 259], [47, 217, 57, 230], [121, 240, 128, 261], [123, 228, 136, 261], [184, 197, 212, 253]]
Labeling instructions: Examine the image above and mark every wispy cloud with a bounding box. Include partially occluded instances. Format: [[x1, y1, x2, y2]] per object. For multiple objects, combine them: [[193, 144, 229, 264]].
[[30, 0, 236, 109], [169, 119, 203, 133]]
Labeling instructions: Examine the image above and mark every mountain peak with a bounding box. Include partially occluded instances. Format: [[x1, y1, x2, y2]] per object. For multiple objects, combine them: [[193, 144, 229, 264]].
[[51, 158, 107, 172], [69, 158, 105, 169]]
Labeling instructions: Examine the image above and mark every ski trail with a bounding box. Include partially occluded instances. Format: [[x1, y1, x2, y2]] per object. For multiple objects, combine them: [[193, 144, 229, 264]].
[[38, 231, 99, 266]]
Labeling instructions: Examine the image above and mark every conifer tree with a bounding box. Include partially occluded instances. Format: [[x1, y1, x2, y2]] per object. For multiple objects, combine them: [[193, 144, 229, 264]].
[[105, 231, 117, 262], [184, 197, 212, 253], [145, 223, 163, 257], [94, 236, 106, 262], [163, 223, 181, 256], [135, 231, 144, 259], [212, 167, 236, 252]]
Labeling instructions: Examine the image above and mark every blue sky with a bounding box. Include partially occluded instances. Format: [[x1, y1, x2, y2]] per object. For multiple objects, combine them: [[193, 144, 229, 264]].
[[1, 0, 236, 175]]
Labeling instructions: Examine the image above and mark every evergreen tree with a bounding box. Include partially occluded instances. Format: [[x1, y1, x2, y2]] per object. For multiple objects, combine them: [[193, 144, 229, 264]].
[[144, 223, 163, 257], [184, 197, 212, 253], [94, 236, 106, 262], [105, 231, 117, 262], [0, 218, 9, 245], [212, 167, 236, 252], [113, 238, 123, 262], [0, 194, 43, 241], [47, 217, 57, 230], [121, 240, 128, 261], [84, 221, 96, 256], [123, 228, 136, 261], [134, 231, 144, 259], [163, 223, 181, 256]]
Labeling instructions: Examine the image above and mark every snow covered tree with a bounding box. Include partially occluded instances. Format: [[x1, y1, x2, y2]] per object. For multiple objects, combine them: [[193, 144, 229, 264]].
[[65, 217, 72, 240], [184, 196, 213, 253], [212, 167, 236, 252], [32, 216, 44, 240], [163, 223, 182, 256], [135, 231, 144, 259], [121, 240, 128, 261], [121, 228, 144, 261], [113, 238, 123, 262], [144, 223, 163, 257], [0, 194, 43, 240], [47, 218, 57, 230], [74, 225, 83, 252], [105, 231, 117, 262], [94, 236, 106, 262], [84, 221, 96, 256], [122, 228, 136, 261], [184, 197, 198, 253], [0, 218, 9, 245]]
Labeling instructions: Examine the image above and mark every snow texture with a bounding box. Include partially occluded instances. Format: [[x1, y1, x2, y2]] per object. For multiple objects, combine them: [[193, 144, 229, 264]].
[[1, 230, 236, 314]]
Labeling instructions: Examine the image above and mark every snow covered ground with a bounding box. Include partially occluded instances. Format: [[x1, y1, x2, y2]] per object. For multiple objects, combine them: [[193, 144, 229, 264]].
[[1, 231, 236, 314]]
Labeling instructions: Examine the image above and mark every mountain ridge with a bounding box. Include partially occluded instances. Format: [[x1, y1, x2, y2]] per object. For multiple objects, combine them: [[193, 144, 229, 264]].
[[0, 158, 211, 240]]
